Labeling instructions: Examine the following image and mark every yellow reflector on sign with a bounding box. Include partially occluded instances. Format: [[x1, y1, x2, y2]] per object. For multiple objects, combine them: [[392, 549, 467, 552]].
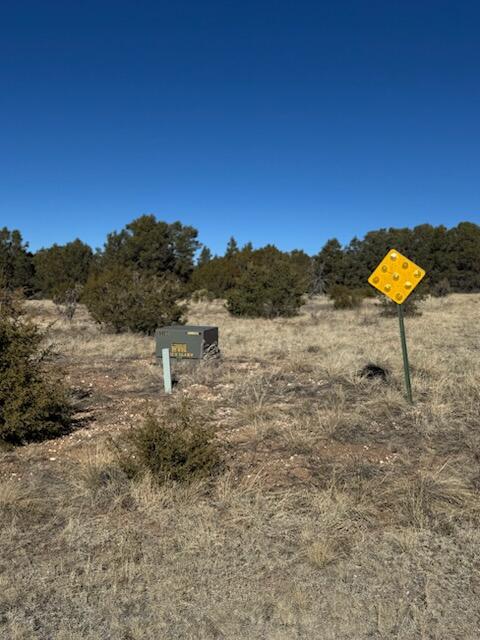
[[368, 249, 425, 303]]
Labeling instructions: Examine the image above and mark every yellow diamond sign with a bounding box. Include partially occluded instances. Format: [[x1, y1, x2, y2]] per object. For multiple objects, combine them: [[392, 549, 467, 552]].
[[368, 249, 426, 304]]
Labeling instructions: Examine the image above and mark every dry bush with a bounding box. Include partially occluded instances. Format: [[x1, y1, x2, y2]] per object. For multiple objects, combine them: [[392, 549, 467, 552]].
[[301, 489, 363, 568], [0, 478, 27, 516], [375, 465, 478, 530], [115, 400, 222, 484], [53, 283, 83, 320], [76, 449, 132, 511], [190, 288, 216, 302]]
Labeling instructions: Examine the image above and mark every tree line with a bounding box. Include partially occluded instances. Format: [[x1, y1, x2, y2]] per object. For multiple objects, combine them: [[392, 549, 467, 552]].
[[1, 216, 479, 326]]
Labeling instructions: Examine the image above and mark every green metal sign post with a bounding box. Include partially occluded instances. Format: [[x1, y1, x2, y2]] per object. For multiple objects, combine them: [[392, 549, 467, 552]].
[[397, 303, 413, 404], [368, 249, 425, 405]]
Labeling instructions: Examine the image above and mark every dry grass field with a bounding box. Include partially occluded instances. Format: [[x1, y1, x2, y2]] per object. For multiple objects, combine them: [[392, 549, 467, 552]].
[[1, 294, 480, 639]]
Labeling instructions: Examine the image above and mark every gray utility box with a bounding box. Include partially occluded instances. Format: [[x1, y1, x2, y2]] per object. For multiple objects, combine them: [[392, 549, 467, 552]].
[[155, 325, 219, 360]]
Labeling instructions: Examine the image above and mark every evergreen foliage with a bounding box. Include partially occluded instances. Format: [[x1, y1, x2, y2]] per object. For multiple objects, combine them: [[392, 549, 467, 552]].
[[197, 246, 212, 266], [225, 236, 239, 257], [101, 215, 200, 281], [328, 285, 364, 309], [33, 239, 93, 297], [189, 254, 244, 298], [226, 247, 305, 318], [0, 289, 72, 444], [289, 249, 314, 294], [312, 223, 480, 293], [313, 238, 346, 292], [0, 227, 34, 294], [444, 222, 480, 291], [82, 265, 185, 334], [8, 219, 480, 307]]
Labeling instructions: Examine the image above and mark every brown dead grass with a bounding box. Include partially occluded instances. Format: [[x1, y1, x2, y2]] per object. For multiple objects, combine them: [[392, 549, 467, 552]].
[[1, 294, 480, 639]]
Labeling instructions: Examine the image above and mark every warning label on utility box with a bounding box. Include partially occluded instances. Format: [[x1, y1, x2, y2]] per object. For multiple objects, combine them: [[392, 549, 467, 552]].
[[170, 343, 193, 358]]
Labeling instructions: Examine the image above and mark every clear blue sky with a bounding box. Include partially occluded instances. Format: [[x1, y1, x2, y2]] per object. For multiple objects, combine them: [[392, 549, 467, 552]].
[[1, 1, 479, 255]]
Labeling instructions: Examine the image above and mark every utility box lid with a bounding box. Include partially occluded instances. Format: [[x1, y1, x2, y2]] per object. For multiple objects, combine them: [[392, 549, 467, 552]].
[[155, 325, 219, 360]]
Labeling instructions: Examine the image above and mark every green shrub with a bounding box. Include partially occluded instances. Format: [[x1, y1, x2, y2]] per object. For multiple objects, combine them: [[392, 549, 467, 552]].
[[101, 215, 200, 282], [116, 401, 221, 484], [189, 256, 240, 298], [82, 266, 186, 334], [328, 285, 364, 309], [226, 259, 304, 318], [0, 227, 34, 295], [33, 239, 93, 298], [0, 290, 72, 444]]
